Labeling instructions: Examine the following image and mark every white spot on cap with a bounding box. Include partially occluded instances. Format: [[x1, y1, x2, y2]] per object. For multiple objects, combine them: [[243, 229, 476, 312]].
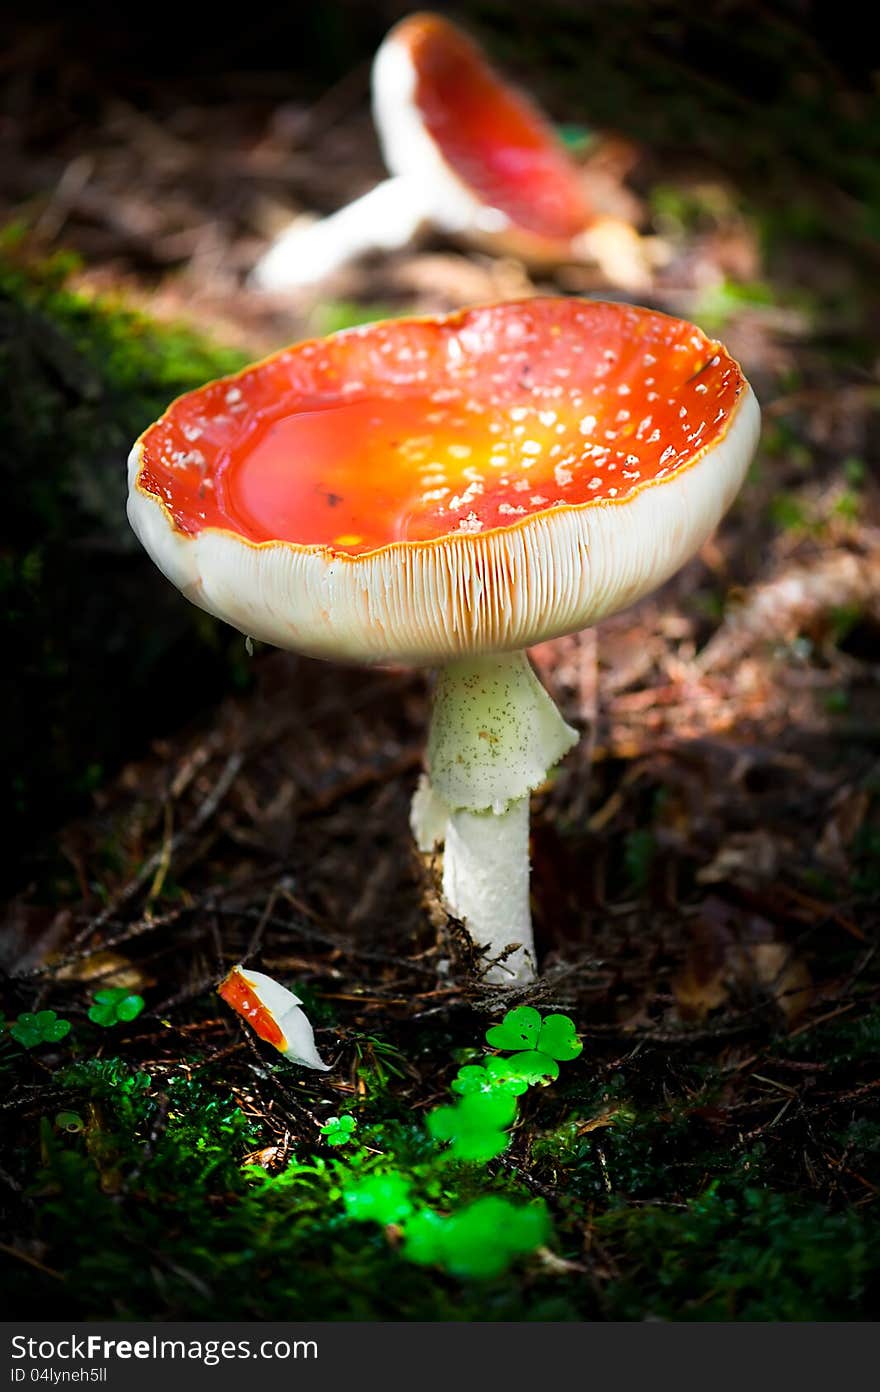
[[170, 449, 206, 471]]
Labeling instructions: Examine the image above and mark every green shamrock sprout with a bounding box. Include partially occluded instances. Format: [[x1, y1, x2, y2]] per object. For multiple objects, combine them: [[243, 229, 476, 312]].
[[485, 1005, 582, 1084], [342, 1170, 413, 1225], [404, 1196, 551, 1278], [427, 1089, 517, 1162], [87, 988, 145, 1028], [451, 1057, 529, 1099], [320, 1115, 357, 1147], [9, 1011, 71, 1049]]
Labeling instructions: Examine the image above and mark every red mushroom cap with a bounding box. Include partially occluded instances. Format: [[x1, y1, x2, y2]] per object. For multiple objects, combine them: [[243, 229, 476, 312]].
[[218, 965, 287, 1050], [373, 13, 593, 261], [128, 298, 760, 665]]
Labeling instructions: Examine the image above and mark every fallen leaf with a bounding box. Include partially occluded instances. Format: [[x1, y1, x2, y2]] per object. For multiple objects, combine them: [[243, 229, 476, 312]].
[[816, 787, 869, 868], [697, 830, 783, 886], [672, 962, 729, 1022], [56, 951, 153, 991], [745, 942, 813, 1025]]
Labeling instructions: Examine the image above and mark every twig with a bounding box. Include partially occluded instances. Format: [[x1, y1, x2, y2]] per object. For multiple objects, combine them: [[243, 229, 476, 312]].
[[71, 751, 243, 950]]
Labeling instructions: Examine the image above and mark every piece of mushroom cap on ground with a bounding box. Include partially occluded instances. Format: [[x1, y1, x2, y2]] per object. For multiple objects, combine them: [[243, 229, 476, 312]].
[[218, 964, 329, 1069], [251, 12, 648, 292], [128, 297, 761, 984]]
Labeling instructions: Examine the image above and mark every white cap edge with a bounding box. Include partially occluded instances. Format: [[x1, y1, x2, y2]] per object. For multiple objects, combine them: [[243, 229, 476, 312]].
[[127, 385, 760, 668]]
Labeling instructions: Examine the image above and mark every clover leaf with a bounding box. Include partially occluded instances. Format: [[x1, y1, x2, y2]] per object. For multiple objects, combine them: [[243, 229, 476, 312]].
[[499, 1050, 561, 1084], [401, 1207, 449, 1266], [320, 1115, 357, 1147], [9, 1011, 71, 1048], [427, 1089, 517, 1162], [484, 1008, 582, 1086], [537, 1013, 583, 1061], [485, 1005, 541, 1052], [404, 1196, 551, 1279], [88, 988, 145, 1028], [451, 1057, 529, 1099], [342, 1170, 413, 1225]]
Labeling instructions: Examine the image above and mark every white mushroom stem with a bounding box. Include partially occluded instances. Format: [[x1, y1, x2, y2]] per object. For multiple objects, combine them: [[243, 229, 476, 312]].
[[249, 172, 652, 296], [571, 217, 653, 293], [250, 175, 435, 291], [411, 650, 578, 985], [442, 800, 532, 981]]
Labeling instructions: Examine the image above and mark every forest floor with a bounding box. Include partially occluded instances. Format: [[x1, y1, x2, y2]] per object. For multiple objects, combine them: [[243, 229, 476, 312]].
[[1, 13, 879, 1320]]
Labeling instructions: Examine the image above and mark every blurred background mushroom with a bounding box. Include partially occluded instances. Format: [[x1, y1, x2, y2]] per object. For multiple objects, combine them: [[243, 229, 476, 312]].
[[251, 12, 651, 294]]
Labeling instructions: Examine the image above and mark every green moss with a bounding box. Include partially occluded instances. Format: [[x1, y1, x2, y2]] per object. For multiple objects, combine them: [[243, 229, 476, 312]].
[[308, 300, 402, 337], [0, 245, 251, 886], [623, 828, 656, 893], [833, 489, 862, 522], [691, 277, 777, 332], [530, 1117, 585, 1166], [769, 493, 812, 533], [2, 1053, 571, 1320], [775, 1005, 880, 1066], [598, 1185, 877, 1320], [5, 959, 879, 1324]]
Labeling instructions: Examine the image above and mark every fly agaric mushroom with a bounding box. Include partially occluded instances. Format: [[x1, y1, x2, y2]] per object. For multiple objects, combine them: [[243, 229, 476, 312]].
[[218, 964, 329, 1069], [251, 12, 648, 293], [128, 297, 760, 983]]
